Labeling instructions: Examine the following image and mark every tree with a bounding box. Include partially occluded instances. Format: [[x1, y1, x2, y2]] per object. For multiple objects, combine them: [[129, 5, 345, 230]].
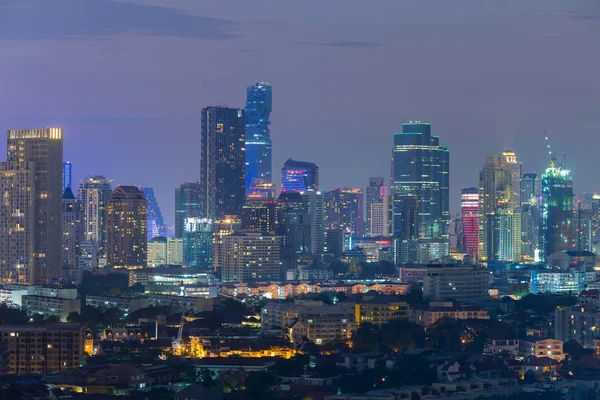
[[103, 307, 124, 327], [198, 368, 215, 387], [67, 311, 81, 323], [0, 303, 27, 324], [351, 322, 382, 351], [244, 371, 277, 400], [381, 320, 426, 350]]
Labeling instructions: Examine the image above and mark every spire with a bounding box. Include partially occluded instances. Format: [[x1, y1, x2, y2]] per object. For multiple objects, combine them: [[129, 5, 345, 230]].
[[62, 186, 75, 200]]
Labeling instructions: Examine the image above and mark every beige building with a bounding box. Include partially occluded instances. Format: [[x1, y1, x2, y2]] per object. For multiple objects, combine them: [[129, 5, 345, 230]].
[[520, 338, 564, 362], [217, 231, 281, 282], [410, 302, 490, 327], [0, 323, 85, 375], [340, 292, 409, 327], [261, 300, 356, 345], [147, 237, 184, 266]]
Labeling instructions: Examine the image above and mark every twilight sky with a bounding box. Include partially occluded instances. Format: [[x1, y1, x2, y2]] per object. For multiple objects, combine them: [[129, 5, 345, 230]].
[[0, 0, 599, 227]]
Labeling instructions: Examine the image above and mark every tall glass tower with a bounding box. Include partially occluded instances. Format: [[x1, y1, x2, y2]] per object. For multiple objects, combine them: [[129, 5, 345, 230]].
[[62, 161, 72, 192], [541, 159, 574, 260], [391, 122, 449, 240], [245, 82, 272, 191]]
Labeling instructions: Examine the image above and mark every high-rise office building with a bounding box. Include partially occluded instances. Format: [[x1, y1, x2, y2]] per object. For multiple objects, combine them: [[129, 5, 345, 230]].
[[276, 192, 311, 254], [366, 177, 388, 237], [246, 179, 276, 200], [460, 187, 479, 257], [501, 150, 522, 206], [521, 173, 541, 206], [521, 204, 540, 263], [540, 159, 574, 260], [324, 188, 364, 237], [7, 128, 63, 284], [245, 82, 272, 190], [301, 190, 325, 256], [478, 155, 512, 263], [62, 161, 72, 193], [241, 199, 277, 233], [200, 106, 246, 220], [175, 183, 202, 239], [212, 216, 241, 270], [391, 122, 449, 240], [573, 206, 593, 252], [78, 176, 112, 270], [592, 194, 600, 245], [107, 186, 147, 269], [62, 187, 81, 280], [140, 187, 167, 240], [281, 159, 319, 193], [0, 161, 36, 284], [183, 218, 213, 268], [218, 231, 281, 282]]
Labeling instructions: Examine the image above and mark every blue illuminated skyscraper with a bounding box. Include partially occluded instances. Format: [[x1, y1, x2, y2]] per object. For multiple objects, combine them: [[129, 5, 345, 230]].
[[245, 82, 272, 191], [62, 161, 72, 192], [281, 158, 319, 193]]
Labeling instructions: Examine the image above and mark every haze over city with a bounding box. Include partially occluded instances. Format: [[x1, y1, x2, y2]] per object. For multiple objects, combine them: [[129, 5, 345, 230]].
[[1, 0, 599, 226]]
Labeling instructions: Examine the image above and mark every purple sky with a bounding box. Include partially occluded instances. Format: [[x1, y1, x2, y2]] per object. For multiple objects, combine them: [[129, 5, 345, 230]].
[[1, 0, 599, 227]]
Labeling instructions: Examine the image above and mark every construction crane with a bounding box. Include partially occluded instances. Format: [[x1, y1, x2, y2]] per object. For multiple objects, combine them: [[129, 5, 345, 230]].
[[172, 311, 187, 350]]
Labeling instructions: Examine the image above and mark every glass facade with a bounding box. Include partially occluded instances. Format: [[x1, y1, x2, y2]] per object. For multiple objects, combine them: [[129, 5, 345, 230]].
[[245, 83, 272, 191], [541, 162, 574, 260], [281, 158, 319, 193], [391, 122, 449, 240], [62, 161, 72, 193], [141, 187, 167, 240], [183, 218, 213, 269]]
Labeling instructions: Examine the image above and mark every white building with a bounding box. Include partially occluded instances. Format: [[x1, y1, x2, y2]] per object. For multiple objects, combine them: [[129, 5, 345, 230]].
[[519, 338, 564, 362], [147, 237, 184, 267], [22, 295, 81, 321], [420, 265, 490, 302]]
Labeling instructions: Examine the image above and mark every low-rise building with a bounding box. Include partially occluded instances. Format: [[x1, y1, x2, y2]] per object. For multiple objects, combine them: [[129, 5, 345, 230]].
[[530, 268, 595, 295], [147, 294, 214, 313], [22, 295, 81, 321], [261, 300, 356, 345], [0, 324, 85, 375], [85, 295, 149, 316], [519, 338, 564, 362], [285, 264, 333, 282], [409, 302, 490, 327], [340, 292, 409, 326]]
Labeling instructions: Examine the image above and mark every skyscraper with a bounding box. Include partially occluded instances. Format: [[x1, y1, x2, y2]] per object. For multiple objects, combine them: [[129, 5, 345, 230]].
[[478, 154, 512, 263], [140, 187, 167, 240], [460, 187, 479, 257], [183, 218, 213, 268], [501, 150, 522, 206], [200, 106, 246, 220], [391, 122, 449, 240], [324, 188, 364, 237], [107, 186, 147, 269], [7, 128, 63, 284], [175, 183, 202, 239], [78, 176, 112, 269], [281, 159, 319, 193], [521, 173, 540, 206], [541, 159, 574, 259], [301, 190, 325, 256], [276, 191, 311, 254], [366, 177, 389, 237], [592, 194, 600, 245], [241, 199, 277, 233], [0, 161, 36, 284], [62, 187, 80, 281], [245, 82, 272, 191], [62, 161, 72, 193]]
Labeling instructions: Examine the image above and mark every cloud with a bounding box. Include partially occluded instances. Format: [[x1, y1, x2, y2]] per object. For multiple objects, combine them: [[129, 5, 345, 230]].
[[295, 40, 381, 48], [0, 0, 239, 40], [570, 14, 599, 20]]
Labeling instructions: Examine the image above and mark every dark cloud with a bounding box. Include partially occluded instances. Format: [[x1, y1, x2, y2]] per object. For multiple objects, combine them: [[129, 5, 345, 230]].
[[295, 40, 381, 48], [0, 0, 239, 40]]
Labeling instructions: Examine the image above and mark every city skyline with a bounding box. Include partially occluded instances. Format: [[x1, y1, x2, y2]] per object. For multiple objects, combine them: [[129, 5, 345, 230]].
[[1, 1, 598, 227]]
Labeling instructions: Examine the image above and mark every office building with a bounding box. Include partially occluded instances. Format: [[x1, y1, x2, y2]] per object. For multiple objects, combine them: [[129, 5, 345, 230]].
[[592, 194, 600, 245], [0, 162, 36, 285], [0, 324, 85, 375], [541, 158, 574, 259], [78, 176, 112, 269], [497, 207, 522, 262], [246, 179, 276, 200], [261, 300, 356, 345], [245, 82, 273, 190], [276, 192, 311, 254], [460, 187, 479, 257], [521, 173, 540, 206], [391, 122, 449, 240], [573, 206, 594, 253], [366, 177, 389, 238], [183, 218, 213, 268], [301, 190, 325, 256], [175, 182, 202, 239], [324, 187, 364, 237], [281, 158, 319, 193], [478, 154, 513, 263], [212, 216, 241, 270], [7, 128, 63, 284], [501, 150, 522, 206], [241, 199, 277, 233], [417, 265, 490, 302], [107, 186, 147, 269], [147, 237, 184, 267], [62, 187, 81, 280], [201, 106, 246, 220], [217, 231, 281, 282], [62, 161, 72, 193], [140, 187, 167, 240], [410, 302, 490, 327], [340, 293, 409, 327]]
